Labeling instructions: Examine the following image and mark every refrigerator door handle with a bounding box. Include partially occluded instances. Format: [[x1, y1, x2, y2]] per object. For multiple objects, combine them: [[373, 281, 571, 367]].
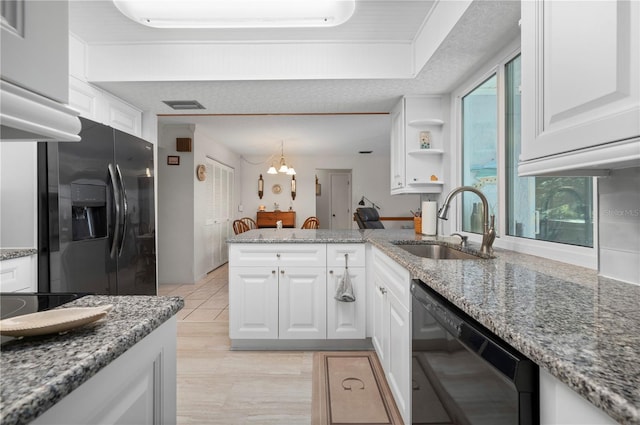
[[108, 163, 122, 259], [116, 164, 128, 257]]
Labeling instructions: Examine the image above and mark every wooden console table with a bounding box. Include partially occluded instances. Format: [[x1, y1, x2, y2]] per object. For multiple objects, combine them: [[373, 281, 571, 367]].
[[256, 211, 296, 228]]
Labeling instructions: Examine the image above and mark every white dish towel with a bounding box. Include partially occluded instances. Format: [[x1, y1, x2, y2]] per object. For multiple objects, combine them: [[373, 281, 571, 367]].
[[334, 253, 355, 302]]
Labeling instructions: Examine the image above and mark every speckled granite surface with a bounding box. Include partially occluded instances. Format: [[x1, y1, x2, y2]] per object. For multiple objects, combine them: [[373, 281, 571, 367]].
[[228, 228, 370, 243], [0, 295, 184, 425], [230, 228, 640, 424], [0, 249, 37, 261]]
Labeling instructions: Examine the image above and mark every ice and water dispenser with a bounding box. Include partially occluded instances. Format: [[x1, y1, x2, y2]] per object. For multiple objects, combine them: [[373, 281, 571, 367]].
[[71, 183, 107, 241]]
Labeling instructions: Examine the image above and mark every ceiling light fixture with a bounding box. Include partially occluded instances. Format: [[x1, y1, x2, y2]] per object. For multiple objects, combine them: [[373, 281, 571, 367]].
[[267, 141, 295, 175], [112, 0, 356, 29]]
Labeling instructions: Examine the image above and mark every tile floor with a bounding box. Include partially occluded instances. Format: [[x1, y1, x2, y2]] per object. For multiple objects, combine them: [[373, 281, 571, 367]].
[[159, 264, 314, 424]]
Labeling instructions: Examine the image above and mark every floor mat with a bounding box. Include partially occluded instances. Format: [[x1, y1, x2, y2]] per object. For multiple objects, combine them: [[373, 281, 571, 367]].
[[312, 351, 403, 424]]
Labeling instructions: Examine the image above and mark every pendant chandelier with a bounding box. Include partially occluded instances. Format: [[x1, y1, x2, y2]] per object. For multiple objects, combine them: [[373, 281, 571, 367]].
[[268, 141, 296, 175]]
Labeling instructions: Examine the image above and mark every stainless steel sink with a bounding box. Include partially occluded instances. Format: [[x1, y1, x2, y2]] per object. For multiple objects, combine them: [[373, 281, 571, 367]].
[[393, 243, 487, 260]]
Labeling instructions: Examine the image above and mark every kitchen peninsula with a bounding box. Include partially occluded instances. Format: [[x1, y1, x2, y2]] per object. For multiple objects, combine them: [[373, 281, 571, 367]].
[[0, 295, 183, 425], [228, 228, 640, 425]]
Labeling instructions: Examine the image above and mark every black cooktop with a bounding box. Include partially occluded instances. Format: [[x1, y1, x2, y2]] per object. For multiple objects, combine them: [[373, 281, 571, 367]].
[[1, 293, 89, 320], [1, 293, 90, 344]]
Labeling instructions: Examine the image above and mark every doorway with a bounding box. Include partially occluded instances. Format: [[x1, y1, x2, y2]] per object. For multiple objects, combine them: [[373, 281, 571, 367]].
[[315, 169, 352, 230]]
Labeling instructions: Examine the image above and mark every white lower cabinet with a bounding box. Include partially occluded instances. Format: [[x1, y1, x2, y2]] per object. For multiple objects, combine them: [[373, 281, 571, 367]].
[[371, 247, 412, 425], [278, 267, 327, 339], [327, 243, 366, 340], [327, 266, 366, 339], [229, 243, 366, 341], [386, 292, 411, 422], [32, 317, 177, 425], [229, 266, 279, 339], [0, 255, 37, 293], [371, 266, 388, 367], [540, 369, 617, 425], [228, 265, 327, 339]]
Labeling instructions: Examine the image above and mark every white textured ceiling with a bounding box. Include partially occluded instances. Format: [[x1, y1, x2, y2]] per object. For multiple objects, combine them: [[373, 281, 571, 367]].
[[69, 0, 521, 157], [70, 0, 435, 43]]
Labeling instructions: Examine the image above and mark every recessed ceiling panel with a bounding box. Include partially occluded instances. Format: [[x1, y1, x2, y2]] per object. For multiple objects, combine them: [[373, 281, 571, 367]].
[[112, 0, 356, 28]]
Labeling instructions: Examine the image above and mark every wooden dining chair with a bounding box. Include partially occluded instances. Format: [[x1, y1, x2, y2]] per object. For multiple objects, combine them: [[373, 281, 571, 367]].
[[233, 220, 250, 235], [301, 217, 320, 229], [240, 217, 258, 230]]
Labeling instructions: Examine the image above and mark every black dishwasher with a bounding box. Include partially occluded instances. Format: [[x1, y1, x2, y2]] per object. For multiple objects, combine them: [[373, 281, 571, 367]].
[[411, 280, 538, 425]]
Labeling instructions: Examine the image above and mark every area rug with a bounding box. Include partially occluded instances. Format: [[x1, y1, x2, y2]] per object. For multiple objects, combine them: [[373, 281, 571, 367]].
[[312, 351, 403, 425]]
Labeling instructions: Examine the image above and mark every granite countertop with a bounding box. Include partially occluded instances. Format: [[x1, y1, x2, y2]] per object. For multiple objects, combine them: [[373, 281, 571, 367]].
[[0, 249, 37, 261], [0, 295, 184, 425], [230, 228, 640, 424], [227, 228, 370, 243]]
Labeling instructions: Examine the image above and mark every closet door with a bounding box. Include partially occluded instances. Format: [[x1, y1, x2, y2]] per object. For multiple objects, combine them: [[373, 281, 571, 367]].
[[218, 163, 233, 265], [203, 160, 216, 272], [206, 158, 234, 270]]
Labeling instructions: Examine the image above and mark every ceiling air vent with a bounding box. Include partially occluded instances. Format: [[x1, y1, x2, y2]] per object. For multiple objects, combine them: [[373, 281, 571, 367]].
[[162, 100, 205, 110]]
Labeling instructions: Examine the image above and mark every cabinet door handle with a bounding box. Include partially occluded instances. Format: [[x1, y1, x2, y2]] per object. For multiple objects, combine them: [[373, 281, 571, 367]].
[[281, 270, 285, 274], [380, 287, 387, 294], [329, 270, 334, 274], [272, 270, 276, 274], [276, 253, 281, 258]]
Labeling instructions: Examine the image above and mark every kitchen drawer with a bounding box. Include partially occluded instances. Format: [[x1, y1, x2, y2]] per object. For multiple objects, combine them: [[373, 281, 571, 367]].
[[229, 243, 326, 267], [373, 248, 411, 310], [0, 255, 36, 293], [327, 243, 366, 268]]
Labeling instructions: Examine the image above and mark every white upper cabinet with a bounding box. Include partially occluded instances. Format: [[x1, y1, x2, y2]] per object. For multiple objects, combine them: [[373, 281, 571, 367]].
[[390, 99, 406, 191], [390, 96, 447, 194], [520, 0, 640, 176], [1, 0, 80, 142], [69, 76, 143, 138], [1, 0, 68, 102]]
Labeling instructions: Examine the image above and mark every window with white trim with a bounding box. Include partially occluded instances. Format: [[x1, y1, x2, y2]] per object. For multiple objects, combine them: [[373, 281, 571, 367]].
[[461, 74, 498, 234], [459, 52, 594, 250]]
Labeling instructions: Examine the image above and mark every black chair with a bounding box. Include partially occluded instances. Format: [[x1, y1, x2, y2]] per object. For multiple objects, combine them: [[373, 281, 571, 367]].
[[354, 208, 384, 229]]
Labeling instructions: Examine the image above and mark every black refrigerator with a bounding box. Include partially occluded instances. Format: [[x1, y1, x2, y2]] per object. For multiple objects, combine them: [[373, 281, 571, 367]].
[[38, 117, 156, 295]]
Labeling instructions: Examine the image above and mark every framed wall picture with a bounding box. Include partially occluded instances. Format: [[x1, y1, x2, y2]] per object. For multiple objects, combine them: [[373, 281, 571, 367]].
[[167, 155, 180, 165]]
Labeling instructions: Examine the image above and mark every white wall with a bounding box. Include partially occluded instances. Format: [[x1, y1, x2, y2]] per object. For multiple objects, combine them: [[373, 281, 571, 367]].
[[598, 168, 640, 285], [157, 123, 242, 284], [157, 124, 195, 285], [193, 126, 242, 280], [240, 154, 421, 229], [0, 142, 37, 248]]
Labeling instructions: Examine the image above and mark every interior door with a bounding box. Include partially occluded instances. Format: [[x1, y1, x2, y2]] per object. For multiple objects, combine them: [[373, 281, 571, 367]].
[[330, 173, 351, 230], [207, 157, 234, 270], [203, 160, 216, 273]]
